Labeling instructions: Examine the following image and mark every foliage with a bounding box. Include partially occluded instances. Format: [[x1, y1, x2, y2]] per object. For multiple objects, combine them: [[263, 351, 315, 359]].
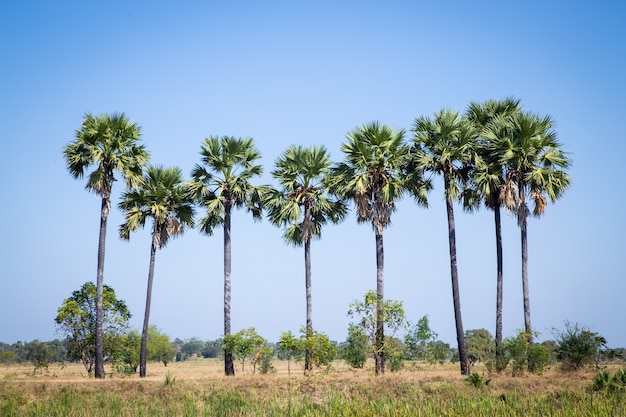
[[258, 346, 275, 374], [348, 291, 407, 372], [555, 321, 607, 371], [277, 331, 301, 374], [465, 328, 495, 365], [341, 324, 369, 369], [24, 340, 52, 373], [147, 326, 176, 366], [501, 330, 549, 375], [201, 340, 223, 359], [385, 337, 405, 372], [466, 372, 491, 388], [224, 328, 267, 373], [404, 315, 439, 362], [298, 328, 336, 370], [592, 368, 626, 393], [116, 330, 140, 375], [55, 282, 131, 375]]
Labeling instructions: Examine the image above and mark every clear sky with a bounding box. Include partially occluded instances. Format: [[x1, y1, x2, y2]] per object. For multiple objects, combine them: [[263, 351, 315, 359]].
[[1, 1, 625, 349]]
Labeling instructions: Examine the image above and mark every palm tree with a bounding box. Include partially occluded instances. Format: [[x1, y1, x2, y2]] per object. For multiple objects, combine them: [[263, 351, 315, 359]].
[[119, 165, 194, 377], [410, 109, 477, 375], [265, 145, 347, 372], [328, 121, 416, 375], [486, 111, 571, 343], [187, 136, 267, 376], [466, 97, 522, 369], [63, 112, 149, 378]]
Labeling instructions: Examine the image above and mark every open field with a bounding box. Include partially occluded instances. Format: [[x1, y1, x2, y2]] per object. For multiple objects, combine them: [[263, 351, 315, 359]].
[[1, 359, 624, 416]]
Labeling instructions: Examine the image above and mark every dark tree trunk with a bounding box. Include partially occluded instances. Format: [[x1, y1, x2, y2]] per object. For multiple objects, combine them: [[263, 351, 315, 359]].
[[444, 176, 469, 375], [94, 195, 109, 379], [139, 236, 157, 378], [224, 203, 235, 376], [519, 185, 533, 344], [374, 232, 385, 375], [494, 205, 505, 370], [304, 237, 313, 373]]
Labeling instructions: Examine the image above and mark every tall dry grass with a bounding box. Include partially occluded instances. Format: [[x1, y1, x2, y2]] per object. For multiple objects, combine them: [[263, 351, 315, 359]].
[[1, 359, 624, 416]]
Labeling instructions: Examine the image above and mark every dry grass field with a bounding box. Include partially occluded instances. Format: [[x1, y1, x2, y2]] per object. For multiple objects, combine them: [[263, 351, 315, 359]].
[[1, 359, 624, 416]]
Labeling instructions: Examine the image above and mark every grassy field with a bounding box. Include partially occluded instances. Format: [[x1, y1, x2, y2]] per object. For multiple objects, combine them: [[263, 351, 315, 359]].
[[1, 359, 624, 416]]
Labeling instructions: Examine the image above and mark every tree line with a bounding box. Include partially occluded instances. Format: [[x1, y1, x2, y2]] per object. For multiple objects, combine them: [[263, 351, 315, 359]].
[[62, 96, 572, 378]]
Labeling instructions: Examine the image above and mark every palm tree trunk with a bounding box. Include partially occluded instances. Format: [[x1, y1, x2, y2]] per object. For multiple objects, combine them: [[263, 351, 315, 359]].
[[304, 238, 312, 372], [445, 176, 469, 375], [494, 205, 505, 370], [519, 186, 533, 344], [374, 232, 385, 375], [94, 195, 109, 379], [139, 235, 157, 377], [224, 203, 235, 376]]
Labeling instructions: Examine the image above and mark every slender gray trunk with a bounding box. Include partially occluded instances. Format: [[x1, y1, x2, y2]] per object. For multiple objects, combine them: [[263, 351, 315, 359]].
[[445, 175, 469, 375], [494, 205, 504, 369], [374, 232, 385, 375], [224, 203, 235, 376], [139, 235, 157, 377], [519, 185, 533, 344], [94, 195, 109, 379], [304, 237, 312, 373]]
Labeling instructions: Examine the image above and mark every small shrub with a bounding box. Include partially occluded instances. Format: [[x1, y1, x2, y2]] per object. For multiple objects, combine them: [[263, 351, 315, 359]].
[[555, 322, 606, 371], [466, 372, 491, 388], [527, 343, 550, 374]]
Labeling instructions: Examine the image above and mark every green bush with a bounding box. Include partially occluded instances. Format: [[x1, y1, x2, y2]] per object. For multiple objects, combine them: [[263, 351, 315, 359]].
[[555, 321, 606, 371]]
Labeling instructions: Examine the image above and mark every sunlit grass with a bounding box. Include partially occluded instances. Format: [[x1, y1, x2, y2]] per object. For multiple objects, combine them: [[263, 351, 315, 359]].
[[0, 360, 624, 416]]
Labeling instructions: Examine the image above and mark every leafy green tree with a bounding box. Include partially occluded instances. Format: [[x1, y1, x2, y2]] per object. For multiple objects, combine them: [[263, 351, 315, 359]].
[[201, 340, 223, 359], [329, 122, 426, 375], [466, 97, 522, 369], [224, 328, 267, 374], [266, 145, 347, 372], [277, 331, 301, 375], [502, 329, 549, 375], [341, 324, 369, 369], [465, 328, 495, 366], [348, 291, 407, 374], [55, 282, 131, 376], [404, 315, 438, 360], [178, 338, 205, 360], [119, 165, 194, 377], [147, 326, 176, 366], [0, 351, 17, 367], [188, 136, 267, 376], [117, 330, 141, 374], [555, 322, 606, 371], [24, 340, 51, 373], [63, 113, 149, 378], [410, 109, 478, 375], [298, 328, 336, 370], [486, 111, 571, 342]]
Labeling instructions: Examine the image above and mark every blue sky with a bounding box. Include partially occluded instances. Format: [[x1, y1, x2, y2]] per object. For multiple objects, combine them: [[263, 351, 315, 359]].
[[1, 1, 625, 349]]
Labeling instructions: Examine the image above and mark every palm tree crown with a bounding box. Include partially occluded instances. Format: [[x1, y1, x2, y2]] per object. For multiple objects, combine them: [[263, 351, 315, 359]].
[[119, 165, 194, 246], [267, 145, 347, 245], [328, 121, 408, 235], [187, 136, 266, 233], [64, 113, 149, 199]]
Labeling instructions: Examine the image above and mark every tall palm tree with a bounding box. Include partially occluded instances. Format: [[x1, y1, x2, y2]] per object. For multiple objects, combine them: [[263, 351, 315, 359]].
[[187, 136, 267, 376], [410, 109, 477, 376], [328, 121, 417, 375], [466, 97, 522, 369], [63, 112, 149, 379], [486, 111, 571, 343], [119, 165, 194, 377], [265, 145, 347, 372]]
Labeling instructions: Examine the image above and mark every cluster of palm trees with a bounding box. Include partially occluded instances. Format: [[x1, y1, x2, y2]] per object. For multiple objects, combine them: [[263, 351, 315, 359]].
[[63, 97, 570, 378]]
